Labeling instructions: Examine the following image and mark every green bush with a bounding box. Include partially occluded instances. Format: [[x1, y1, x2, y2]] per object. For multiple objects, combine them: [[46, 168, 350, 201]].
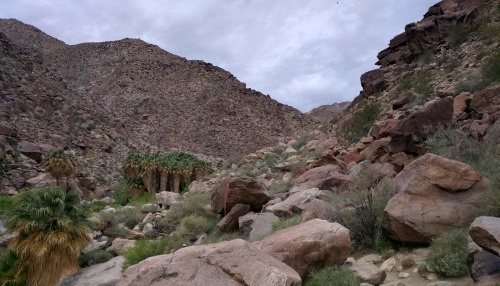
[[169, 215, 218, 250], [449, 23, 471, 48], [0, 195, 14, 219], [272, 215, 301, 231], [84, 201, 108, 213], [426, 229, 469, 277], [78, 249, 115, 267], [340, 102, 381, 143], [123, 238, 171, 269], [481, 50, 500, 86], [292, 133, 315, 150], [113, 181, 131, 206], [160, 192, 217, 225], [422, 123, 500, 217], [305, 266, 359, 286]]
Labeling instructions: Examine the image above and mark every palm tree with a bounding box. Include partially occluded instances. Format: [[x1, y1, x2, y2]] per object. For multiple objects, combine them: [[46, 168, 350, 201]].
[[6, 187, 91, 286], [44, 150, 76, 187]]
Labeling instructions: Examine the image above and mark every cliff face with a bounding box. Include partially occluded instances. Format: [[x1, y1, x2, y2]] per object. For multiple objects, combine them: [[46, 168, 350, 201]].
[[0, 19, 317, 161]]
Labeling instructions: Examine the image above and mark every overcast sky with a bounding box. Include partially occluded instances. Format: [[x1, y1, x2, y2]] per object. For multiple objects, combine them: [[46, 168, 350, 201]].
[[1, 0, 437, 112]]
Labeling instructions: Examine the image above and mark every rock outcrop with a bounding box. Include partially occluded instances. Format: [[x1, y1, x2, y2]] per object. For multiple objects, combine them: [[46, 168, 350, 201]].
[[117, 239, 301, 286], [383, 153, 491, 243], [253, 219, 350, 279]]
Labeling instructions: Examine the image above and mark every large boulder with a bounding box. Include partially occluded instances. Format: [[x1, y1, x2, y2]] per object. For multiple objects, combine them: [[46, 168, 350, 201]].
[[253, 219, 350, 279], [300, 199, 338, 223], [289, 165, 352, 194], [117, 239, 301, 286], [106, 238, 136, 255], [17, 140, 43, 162], [216, 204, 251, 233], [468, 238, 500, 284], [383, 153, 491, 243], [60, 256, 125, 286], [470, 216, 500, 256], [156, 191, 180, 209], [265, 188, 327, 218], [211, 174, 271, 215]]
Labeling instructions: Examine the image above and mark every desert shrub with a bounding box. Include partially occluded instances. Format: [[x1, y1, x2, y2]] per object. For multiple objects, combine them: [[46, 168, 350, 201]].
[[449, 23, 471, 48], [168, 215, 217, 250], [272, 215, 301, 232], [123, 237, 170, 269], [124, 217, 140, 230], [264, 153, 280, 168], [327, 167, 394, 251], [413, 70, 434, 98], [224, 153, 245, 169], [481, 50, 500, 85], [203, 230, 248, 244], [426, 229, 469, 277], [113, 180, 131, 206], [0, 250, 26, 286], [269, 180, 293, 195], [418, 50, 434, 64], [305, 266, 359, 286], [340, 102, 381, 143], [422, 123, 500, 217], [455, 74, 488, 93], [292, 133, 315, 150], [161, 192, 216, 225], [78, 249, 115, 267], [97, 205, 143, 229], [84, 201, 108, 213]]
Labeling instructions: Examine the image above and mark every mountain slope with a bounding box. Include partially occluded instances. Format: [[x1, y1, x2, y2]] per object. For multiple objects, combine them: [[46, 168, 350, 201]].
[[0, 19, 317, 159]]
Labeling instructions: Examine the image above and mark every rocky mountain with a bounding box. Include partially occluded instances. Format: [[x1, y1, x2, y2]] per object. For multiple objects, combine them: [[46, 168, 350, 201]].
[[0, 18, 316, 156], [305, 101, 350, 122]]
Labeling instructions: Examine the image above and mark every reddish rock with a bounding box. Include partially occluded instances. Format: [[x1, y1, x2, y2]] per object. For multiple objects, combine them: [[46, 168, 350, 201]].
[[300, 199, 338, 223], [386, 97, 453, 154], [266, 188, 327, 218], [470, 85, 500, 115], [360, 137, 391, 161], [383, 153, 490, 243], [289, 165, 352, 194], [359, 69, 387, 98], [470, 216, 500, 256], [453, 92, 472, 119], [38, 143, 58, 155], [0, 123, 15, 136], [211, 174, 271, 215], [216, 204, 251, 233], [51, 135, 68, 149], [78, 175, 97, 190], [253, 219, 350, 280], [307, 149, 346, 170], [117, 239, 302, 286], [340, 152, 365, 166], [17, 140, 43, 162]]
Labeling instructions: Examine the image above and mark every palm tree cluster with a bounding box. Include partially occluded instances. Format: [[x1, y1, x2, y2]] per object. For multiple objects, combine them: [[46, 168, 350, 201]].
[[123, 151, 212, 193], [2, 187, 91, 286], [44, 150, 76, 186]]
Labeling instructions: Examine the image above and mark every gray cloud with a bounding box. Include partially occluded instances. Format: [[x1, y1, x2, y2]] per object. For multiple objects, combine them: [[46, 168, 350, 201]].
[[1, 0, 437, 112]]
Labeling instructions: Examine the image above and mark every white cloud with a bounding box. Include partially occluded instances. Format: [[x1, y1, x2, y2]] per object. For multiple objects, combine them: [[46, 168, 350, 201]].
[[0, 0, 437, 112]]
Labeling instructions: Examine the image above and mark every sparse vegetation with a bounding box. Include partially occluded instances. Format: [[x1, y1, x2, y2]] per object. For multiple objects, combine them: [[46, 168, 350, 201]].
[[123, 237, 171, 270], [326, 167, 394, 251], [481, 50, 500, 86], [340, 102, 381, 143], [305, 266, 359, 286], [449, 23, 471, 48], [0, 250, 26, 286], [269, 180, 293, 195], [426, 229, 469, 277], [272, 215, 301, 232], [292, 132, 315, 150], [78, 249, 115, 267]]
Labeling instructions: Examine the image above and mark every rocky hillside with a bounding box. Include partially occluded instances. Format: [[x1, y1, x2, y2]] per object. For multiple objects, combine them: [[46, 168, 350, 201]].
[[0, 18, 316, 159], [305, 101, 350, 122]]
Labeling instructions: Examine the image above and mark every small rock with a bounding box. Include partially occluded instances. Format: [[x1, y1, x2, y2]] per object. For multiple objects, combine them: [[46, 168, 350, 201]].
[[398, 272, 410, 279]]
